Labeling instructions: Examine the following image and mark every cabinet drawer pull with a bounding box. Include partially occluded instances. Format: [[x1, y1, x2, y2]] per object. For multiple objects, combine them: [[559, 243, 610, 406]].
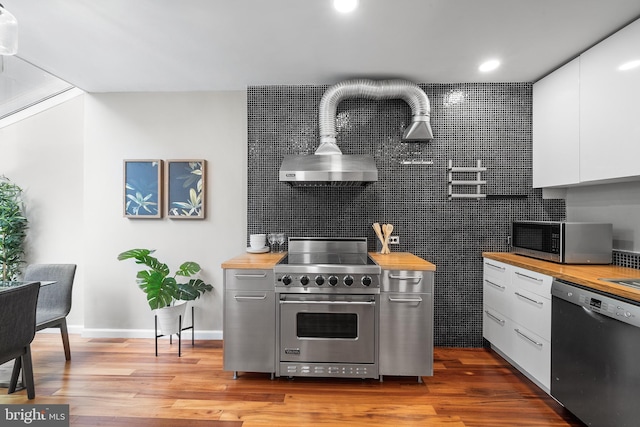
[[514, 328, 543, 347], [234, 295, 267, 301], [485, 262, 506, 271], [484, 279, 505, 290], [484, 310, 505, 325], [388, 274, 422, 282], [514, 292, 544, 306], [388, 297, 423, 303], [234, 273, 267, 279], [514, 271, 543, 282]]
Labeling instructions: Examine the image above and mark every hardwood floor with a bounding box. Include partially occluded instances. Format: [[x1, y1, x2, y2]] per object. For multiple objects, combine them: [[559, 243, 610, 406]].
[[1, 334, 585, 426]]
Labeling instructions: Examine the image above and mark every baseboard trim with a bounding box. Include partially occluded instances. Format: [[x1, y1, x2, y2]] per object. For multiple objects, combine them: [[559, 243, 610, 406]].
[[37, 325, 222, 340], [82, 328, 223, 340]]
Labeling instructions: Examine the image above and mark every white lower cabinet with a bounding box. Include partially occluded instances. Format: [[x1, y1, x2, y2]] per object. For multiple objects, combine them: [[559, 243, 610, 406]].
[[509, 324, 550, 390], [482, 258, 552, 392], [511, 287, 550, 341], [482, 307, 512, 356]]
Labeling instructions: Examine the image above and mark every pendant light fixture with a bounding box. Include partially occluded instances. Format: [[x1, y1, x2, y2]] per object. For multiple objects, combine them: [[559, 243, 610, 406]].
[[0, 3, 18, 55]]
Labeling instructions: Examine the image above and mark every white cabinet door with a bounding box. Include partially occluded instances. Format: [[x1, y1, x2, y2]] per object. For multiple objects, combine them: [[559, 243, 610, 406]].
[[532, 57, 580, 188], [483, 259, 511, 315], [509, 324, 551, 390], [580, 18, 640, 183], [483, 307, 513, 356], [511, 288, 551, 341], [511, 267, 552, 297]]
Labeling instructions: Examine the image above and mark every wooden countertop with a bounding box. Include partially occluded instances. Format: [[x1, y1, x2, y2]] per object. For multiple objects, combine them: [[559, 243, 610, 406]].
[[369, 252, 436, 271], [221, 252, 287, 269], [222, 251, 436, 272], [483, 252, 640, 303]]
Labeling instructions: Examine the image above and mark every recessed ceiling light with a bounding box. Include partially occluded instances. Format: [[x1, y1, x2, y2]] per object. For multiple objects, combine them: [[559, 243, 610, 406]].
[[618, 60, 640, 71], [479, 59, 500, 73], [333, 0, 358, 14]]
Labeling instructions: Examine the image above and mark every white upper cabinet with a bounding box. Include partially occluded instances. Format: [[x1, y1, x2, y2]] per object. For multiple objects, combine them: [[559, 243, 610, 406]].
[[580, 18, 640, 183], [532, 18, 640, 188], [532, 58, 580, 187]]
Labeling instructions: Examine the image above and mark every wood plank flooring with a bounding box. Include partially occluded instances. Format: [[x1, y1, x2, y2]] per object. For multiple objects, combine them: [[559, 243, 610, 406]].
[[1, 334, 585, 426]]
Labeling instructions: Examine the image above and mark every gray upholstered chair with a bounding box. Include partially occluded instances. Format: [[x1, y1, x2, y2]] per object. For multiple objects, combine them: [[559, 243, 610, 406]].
[[0, 281, 40, 399], [24, 264, 77, 361]]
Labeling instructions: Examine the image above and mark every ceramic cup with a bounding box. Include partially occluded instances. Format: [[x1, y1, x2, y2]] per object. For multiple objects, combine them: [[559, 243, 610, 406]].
[[249, 233, 266, 249]]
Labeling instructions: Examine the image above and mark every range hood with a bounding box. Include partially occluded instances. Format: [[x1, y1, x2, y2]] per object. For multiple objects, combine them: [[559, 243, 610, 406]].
[[280, 154, 377, 187], [280, 79, 433, 187]]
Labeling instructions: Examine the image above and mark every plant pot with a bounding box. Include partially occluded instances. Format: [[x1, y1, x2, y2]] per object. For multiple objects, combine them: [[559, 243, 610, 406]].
[[155, 301, 187, 335]]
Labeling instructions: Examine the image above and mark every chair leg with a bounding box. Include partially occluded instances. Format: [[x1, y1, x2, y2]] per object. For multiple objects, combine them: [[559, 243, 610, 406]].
[[8, 356, 22, 394], [60, 319, 71, 361], [21, 346, 36, 399]]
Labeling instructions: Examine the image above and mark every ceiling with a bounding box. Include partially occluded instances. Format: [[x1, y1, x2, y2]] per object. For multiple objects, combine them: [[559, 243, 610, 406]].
[[4, 0, 640, 93]]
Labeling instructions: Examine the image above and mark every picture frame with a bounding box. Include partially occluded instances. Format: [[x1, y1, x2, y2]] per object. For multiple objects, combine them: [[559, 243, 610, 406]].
[[123, 160, 163, 218], [166, 159, 206, 219]]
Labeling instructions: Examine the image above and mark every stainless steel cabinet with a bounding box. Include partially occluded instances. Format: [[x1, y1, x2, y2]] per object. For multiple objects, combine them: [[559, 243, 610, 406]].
[[223, 268, 275, 378], [379, 270, 434, 381]]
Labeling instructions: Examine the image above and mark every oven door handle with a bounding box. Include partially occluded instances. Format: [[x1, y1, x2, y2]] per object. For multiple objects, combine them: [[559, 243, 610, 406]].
[[279, 300, 376, 305]]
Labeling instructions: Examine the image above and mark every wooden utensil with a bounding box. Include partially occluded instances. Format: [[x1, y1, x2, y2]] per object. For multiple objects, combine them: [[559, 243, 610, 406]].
[[385, 224, 394, 254], [382, 223, 393, 254], [373, 223, 385, 252]]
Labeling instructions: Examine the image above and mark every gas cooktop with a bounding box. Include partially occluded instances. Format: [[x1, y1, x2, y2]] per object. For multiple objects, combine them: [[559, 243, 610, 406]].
[[274, 237, 381, 291]]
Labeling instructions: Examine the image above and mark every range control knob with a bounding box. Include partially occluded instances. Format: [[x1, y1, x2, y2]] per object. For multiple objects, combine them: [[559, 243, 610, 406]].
[[361, 276, 372, 287], [282, 275, 292, 286], [344, 275, 354, 286], [328, 276, 338, 286], [315, 275, 325, 286], [300, 275, 310, 286]]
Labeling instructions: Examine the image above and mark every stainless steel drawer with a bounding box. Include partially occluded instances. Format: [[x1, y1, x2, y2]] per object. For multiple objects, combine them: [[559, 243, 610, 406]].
[[381, 270, 433, 293], [224, 269, 274, 291]]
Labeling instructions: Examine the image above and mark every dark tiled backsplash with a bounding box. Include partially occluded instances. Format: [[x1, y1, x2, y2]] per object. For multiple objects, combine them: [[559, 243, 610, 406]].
[[248, 83, 566, 347], [613, 250, 640, 270]]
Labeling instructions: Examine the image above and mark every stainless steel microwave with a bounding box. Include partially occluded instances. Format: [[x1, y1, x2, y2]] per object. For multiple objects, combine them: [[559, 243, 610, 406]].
[[511, 221, 612, 264]]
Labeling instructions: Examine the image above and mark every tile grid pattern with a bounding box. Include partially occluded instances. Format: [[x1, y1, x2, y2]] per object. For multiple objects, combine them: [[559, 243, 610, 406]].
[[247, 83, 566, 347], [613, 250, 640, 270]]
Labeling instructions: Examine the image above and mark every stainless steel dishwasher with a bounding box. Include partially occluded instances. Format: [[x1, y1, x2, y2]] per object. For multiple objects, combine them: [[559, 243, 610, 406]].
[[551, 279, 640, 427]]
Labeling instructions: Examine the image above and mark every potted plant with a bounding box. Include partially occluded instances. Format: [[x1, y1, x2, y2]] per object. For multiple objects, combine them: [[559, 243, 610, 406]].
[[0, 176, 28, 282], [117, 248, 213, 335]]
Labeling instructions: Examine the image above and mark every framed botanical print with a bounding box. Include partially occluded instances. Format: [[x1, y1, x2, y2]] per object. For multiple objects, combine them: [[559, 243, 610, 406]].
[[123, 160, 163, 218], [166, 160, 206, 219]]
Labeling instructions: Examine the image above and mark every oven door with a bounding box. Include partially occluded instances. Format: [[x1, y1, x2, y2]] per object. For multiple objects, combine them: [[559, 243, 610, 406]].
[[278, 293, 376, 364]]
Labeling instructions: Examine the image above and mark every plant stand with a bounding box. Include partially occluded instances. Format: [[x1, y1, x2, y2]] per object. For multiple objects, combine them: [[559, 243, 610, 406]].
[[154, 305, 195, 357]]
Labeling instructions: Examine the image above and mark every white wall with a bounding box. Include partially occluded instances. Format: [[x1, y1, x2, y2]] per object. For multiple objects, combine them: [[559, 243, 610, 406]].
[[565, 181, 640, 252], [1, 90, 248, 338], [0, 93, 86, 328], [83, 91, 247, 337]]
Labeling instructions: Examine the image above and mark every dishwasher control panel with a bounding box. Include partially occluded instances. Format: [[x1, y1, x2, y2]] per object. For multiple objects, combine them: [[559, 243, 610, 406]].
[[552, 280, 640, 328]]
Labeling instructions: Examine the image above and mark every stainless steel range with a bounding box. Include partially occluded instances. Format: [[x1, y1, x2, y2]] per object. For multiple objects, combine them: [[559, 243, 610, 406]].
[[274, 237, 381, 379]]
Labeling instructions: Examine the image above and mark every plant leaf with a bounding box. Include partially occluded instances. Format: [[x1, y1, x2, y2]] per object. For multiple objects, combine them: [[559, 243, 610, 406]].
[[176, 278, 213, 301], [176, 261, 201, 277]]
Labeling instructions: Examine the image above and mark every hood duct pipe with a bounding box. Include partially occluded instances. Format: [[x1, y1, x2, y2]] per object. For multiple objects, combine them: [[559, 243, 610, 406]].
[[279, 78, 434, 187], [316, 79, 433, 155]]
